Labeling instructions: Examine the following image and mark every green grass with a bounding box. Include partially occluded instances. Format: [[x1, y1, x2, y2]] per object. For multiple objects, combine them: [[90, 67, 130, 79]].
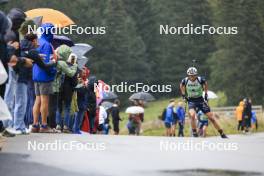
[[118, 97, 264, 137]]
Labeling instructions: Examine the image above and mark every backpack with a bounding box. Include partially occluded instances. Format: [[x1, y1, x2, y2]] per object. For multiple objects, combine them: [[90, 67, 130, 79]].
[[159, 108, 167, 121], [69, 72, 78, 88], [63, 63, 78, 89]]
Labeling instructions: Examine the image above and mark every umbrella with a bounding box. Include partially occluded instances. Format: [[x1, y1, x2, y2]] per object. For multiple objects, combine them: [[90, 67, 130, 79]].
[[77, 56, 89, 70], [102, 91, 118, 100], [101, 101, 113, 110], [71, 43, 93, 69], [125, 106, 144, 114], [32, 16, 43, 27], [25, 8, 74, 27], [129, 92, 155, 102], [52, 35, 74, 49], [71, 43, 93, 57], [203, 90, 218, 99], [0, 0, 8, 5]]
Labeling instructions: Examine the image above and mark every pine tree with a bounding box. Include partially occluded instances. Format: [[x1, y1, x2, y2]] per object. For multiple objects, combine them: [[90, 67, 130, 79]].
[[92, 0, 149, 85], [209, 0, 264, 104]]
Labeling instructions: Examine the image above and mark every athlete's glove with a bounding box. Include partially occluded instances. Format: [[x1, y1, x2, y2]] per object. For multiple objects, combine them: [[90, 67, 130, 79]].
[[204, 93, 208, 102]]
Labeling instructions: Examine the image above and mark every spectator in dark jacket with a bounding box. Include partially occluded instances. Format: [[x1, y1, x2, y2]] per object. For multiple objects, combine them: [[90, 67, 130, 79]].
[[176, 102, 185, 137], [0, 11, 33, 136], [10, 27, 33, 134], [4, 8, 26, 123], [73, 67, 90, 134], [2, 8, 31, 134], [111, 99, 121, 135], [243, 98, 252, 132], [87, 76, 97, 134], [56, 53, 78, 133]]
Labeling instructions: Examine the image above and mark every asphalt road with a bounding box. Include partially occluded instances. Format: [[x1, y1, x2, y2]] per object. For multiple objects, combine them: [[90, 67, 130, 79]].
[[1, 132, 264, 176]]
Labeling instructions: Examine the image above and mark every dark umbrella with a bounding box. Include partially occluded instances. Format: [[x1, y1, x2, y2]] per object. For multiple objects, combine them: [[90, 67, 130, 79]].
[[32, 16, 42, 27], [0, 0, 9, 5], [102, 91, 118, 101], [52, 35, 74, 49], [129, 92, 155, 102]]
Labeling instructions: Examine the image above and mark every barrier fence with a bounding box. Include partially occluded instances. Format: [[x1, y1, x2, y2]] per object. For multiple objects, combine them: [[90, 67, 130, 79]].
[[211, 105, 263, 118]]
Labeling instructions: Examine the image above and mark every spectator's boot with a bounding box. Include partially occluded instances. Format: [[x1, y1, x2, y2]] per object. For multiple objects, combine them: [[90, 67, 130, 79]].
[[63, 126, 71, 133], [56, 125, 62, 132], [2, 129, 15, 137], [192, 129, 198, 137], [31, 124, 40, 133], [40, 124, 56, 133]]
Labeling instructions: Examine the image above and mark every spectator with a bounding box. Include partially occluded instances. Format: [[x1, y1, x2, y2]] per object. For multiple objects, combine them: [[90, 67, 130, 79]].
[[20, 21, 57, 128], [4, 8, 26, 127], [31, 23, 56, 133], [8, 20, 36, 134], [87, 76, 97, 134], [170, 100, 178, 137], [111, 99, 121, 135], [235, 101, 244, 131], [104, 108, 111, 135], [135, 100, 145, 134], [72, 67, 90, 134], [243, 98, 252, 133], [251, 111, 258, 131], [0, 11, 15, 137], [97, 105, 107, 134], [54, 46, 77, 133], [164, 99, 175, 136], [127, 113, 142, 135], [0, 11, 32, 136], [197, 110, 209, 137], [10, 20, 55, 134], [176, 101, 185, 137], [0, 10, 11, 97]]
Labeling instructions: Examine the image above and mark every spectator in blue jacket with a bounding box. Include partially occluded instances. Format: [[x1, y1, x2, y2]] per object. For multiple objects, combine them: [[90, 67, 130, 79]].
[[251, 111, 258, 130], [31, 23, 56, 133], [164, 99, 175, 136], [19, 21, 56, 129], [197, 110, 209, 137], [176, 101, 185, 137]]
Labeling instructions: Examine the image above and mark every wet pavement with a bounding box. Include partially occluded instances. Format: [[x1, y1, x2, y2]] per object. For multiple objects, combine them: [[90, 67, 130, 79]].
[[1, 132, 264, 176]]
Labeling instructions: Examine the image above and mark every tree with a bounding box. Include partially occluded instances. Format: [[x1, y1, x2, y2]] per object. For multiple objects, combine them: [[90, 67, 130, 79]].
[[209, 0, 264, 104]]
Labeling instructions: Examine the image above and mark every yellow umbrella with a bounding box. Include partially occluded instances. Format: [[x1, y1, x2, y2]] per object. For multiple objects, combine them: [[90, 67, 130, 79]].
[[25, 8, 74, 27]]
